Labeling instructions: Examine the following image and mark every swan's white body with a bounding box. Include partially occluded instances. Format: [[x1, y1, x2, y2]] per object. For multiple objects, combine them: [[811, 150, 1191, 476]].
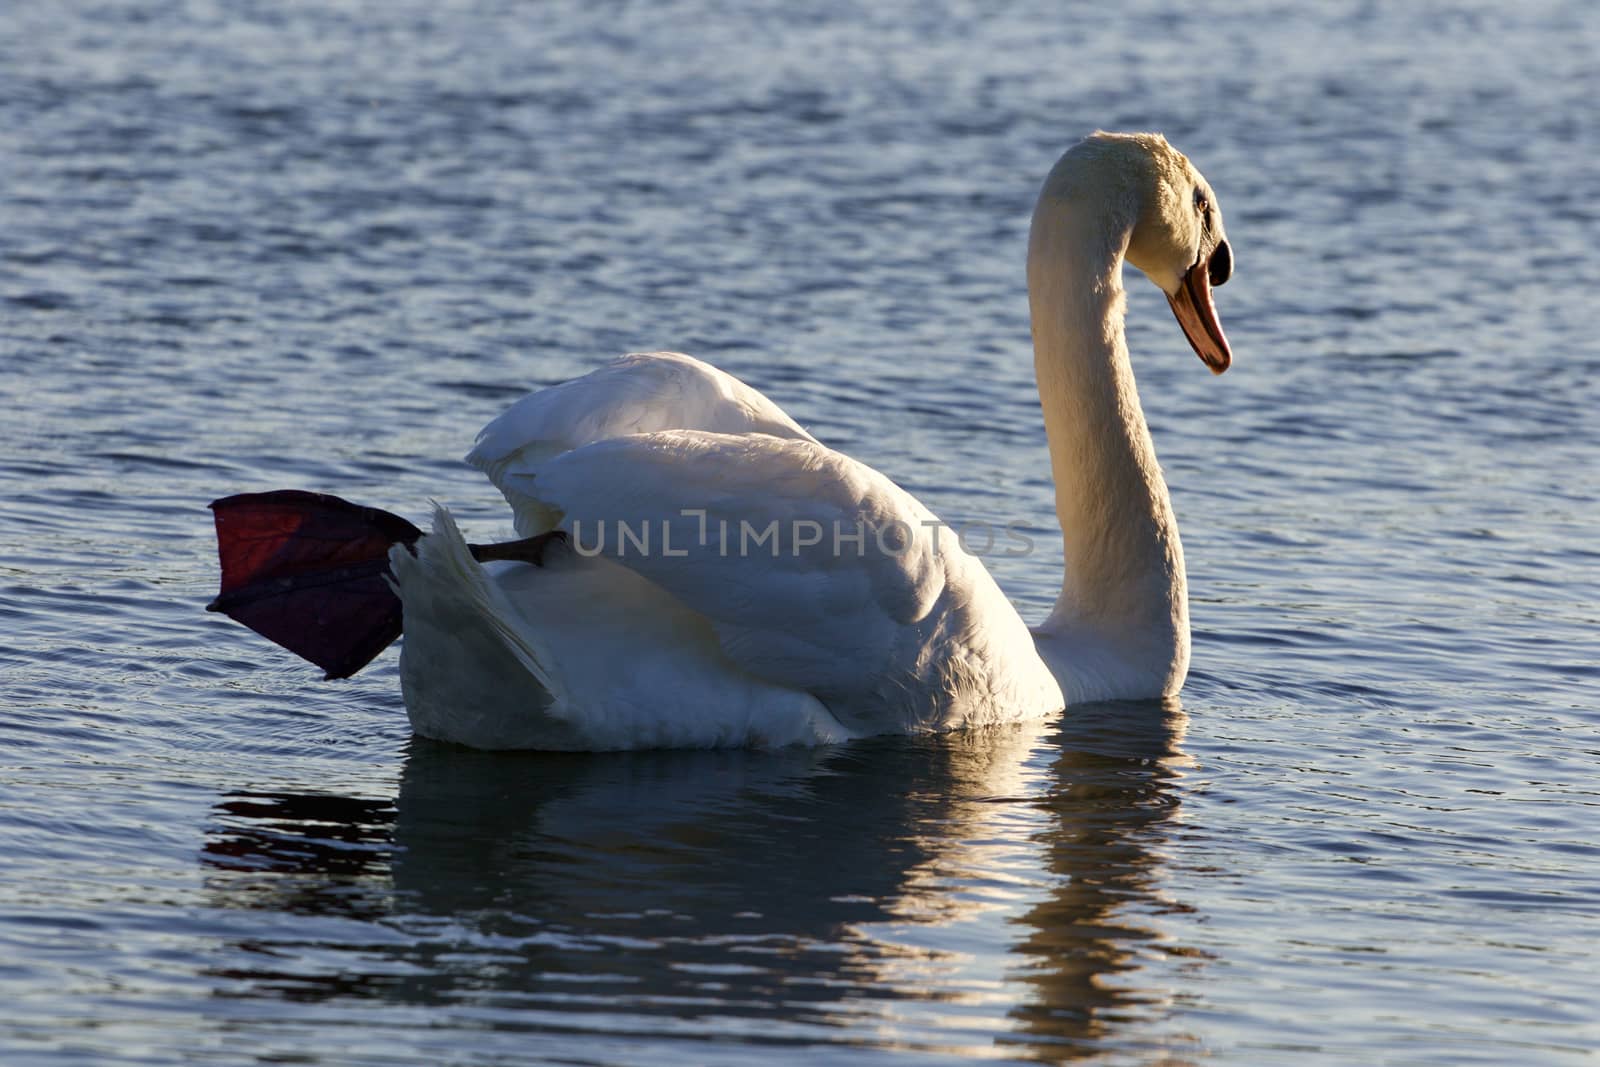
[[389, 133, 1232, 750]]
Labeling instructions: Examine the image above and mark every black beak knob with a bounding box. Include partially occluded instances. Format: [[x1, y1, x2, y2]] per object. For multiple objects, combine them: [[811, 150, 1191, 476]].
[[1209, 239, 1233, 287]]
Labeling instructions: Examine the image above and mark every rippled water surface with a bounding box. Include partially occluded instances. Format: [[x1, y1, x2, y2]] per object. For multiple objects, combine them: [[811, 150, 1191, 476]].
[[3, 1, 1598, 1063]]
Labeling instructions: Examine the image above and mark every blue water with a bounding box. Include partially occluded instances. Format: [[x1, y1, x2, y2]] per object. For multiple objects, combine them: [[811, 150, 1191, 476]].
[[3, 1, 1598, 1063]]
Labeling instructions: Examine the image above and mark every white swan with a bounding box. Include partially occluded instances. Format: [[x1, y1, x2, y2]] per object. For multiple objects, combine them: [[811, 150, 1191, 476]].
[[380, 131, 1232, 750]]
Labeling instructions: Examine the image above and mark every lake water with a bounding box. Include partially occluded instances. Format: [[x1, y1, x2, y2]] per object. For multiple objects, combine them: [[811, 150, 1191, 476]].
[[3, 1, 1598, 1063]]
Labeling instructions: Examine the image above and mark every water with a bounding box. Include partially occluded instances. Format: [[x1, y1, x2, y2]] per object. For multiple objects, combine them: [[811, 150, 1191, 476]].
[[2, 1, 1597, 1062]]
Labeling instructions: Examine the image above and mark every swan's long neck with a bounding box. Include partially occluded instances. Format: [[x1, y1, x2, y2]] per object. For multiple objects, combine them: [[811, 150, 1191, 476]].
[[1026, 196, 1189, 700]]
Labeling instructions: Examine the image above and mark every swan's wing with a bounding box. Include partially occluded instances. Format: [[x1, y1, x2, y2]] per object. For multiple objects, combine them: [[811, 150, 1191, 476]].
[[467, 352, 817, 536], [523, 430, 960, 711]]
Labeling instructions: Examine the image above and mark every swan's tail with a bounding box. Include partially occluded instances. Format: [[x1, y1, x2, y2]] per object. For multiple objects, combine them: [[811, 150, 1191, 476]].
[[388, 506, 581, 749]]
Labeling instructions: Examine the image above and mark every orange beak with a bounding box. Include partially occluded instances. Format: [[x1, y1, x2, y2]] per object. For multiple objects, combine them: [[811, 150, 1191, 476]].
[[1167, 245, 1232, 374]]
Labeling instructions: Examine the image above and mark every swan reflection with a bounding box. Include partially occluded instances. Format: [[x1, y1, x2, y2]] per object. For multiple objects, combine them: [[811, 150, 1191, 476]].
[[201, 705, 1195, 1057], [1006, 700, 1203, 1059]]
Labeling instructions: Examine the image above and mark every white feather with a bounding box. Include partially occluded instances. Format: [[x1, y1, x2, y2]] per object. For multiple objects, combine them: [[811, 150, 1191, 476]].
[[392, 503, 848, 751], [467, 351, 816, 536]]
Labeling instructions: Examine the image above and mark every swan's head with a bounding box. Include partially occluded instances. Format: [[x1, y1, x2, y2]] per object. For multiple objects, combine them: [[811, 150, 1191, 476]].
[[1043, 131, 1235, 373]]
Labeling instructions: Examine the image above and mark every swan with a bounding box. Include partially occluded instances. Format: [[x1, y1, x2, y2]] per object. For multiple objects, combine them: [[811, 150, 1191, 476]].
[[207, 131, 1233, 750]]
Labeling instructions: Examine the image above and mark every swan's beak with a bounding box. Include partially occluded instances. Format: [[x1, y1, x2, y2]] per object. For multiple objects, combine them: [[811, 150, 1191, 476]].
[[1167, 244, 1232, 374]]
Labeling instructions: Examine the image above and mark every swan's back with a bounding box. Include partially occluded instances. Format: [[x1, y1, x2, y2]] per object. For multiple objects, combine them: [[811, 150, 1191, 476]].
[[467, 351, 817, 535]]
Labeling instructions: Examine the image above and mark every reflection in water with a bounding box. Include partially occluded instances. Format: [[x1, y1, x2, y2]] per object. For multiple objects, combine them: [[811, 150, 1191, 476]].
[[1007, 701, 1202, 1061], [204, 792, 396, 921], [201, 705, 1195, 1058]]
